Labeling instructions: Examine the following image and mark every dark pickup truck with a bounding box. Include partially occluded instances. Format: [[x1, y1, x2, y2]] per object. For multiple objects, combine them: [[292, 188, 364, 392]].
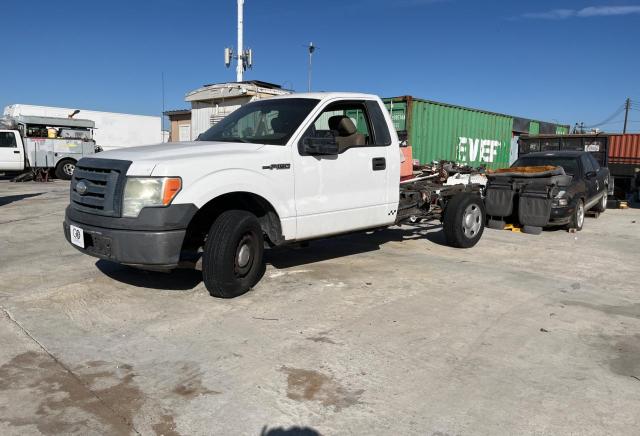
[[484, 151, 610, 233]]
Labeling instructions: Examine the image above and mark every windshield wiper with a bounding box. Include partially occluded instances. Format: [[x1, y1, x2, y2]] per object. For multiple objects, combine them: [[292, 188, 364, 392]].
[[206, 136, 249, 143]]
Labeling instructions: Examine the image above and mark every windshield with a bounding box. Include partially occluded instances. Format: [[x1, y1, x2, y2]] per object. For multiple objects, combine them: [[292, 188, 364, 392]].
[[197, 98, 319, 145], [513, 156, 579, 175]]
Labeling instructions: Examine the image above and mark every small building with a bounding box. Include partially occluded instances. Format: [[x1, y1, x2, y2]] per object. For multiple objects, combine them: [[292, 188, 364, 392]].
[[185, 80, 290, 140], [164, 109, 192, 142]]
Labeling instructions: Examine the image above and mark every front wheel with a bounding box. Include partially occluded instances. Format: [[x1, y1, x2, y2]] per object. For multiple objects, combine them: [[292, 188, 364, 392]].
[[567, 199, 585, 231], [202, 210, 265, 298], [55, 159, 76, 180], [442, 193, 485, 248]]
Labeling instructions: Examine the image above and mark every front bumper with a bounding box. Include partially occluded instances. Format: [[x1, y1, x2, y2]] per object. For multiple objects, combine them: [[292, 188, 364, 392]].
[[64, 204, 198, 268], [548, 204, 575, 226]]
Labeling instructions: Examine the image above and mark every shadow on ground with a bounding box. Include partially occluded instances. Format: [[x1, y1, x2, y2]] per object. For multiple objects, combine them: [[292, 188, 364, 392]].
[[266, 222, 444, 269], [94, 222, 445, 291], [0, 192, 43, 206], [260, 426, 321, 436], [95, 260, 202, 291]]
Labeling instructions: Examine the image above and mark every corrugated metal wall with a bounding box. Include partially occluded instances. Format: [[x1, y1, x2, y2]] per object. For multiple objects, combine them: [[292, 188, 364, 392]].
[[609, 134, 640, 164], [383, 97, 567, 169]]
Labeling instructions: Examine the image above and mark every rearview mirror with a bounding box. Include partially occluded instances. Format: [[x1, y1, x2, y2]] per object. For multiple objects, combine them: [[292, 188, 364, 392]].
[[300, 136, 339, 156]]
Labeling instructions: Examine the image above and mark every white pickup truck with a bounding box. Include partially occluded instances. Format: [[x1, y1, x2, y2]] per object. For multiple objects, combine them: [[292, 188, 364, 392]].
[[64, 93, 485, 298]]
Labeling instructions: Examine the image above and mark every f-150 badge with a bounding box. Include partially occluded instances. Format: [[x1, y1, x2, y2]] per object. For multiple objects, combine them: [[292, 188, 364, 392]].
[[262, 163, 291, 170]]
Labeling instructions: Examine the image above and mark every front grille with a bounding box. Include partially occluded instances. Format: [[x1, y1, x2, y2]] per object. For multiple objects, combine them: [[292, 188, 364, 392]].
[[70, 158, 132, 217]]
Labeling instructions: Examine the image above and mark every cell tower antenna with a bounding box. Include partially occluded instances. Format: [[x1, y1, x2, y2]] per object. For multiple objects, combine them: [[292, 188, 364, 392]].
[[225, 0, 253, 82]]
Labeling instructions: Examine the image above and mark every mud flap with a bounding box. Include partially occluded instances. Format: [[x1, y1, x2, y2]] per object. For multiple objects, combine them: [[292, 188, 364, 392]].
[[518, 185, 551, 227], [485, 186, 515, 217]]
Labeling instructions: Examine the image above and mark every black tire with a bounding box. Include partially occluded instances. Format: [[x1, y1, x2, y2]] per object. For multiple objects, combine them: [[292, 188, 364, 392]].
[[55, 159, 76, 180], [202, 210, 264, 298], [522, 225, 543, 235], [567, 199, 585, 231], [443, 193, 485, 248], [593, 189, 607, 213], [487, 218, 506, 230]]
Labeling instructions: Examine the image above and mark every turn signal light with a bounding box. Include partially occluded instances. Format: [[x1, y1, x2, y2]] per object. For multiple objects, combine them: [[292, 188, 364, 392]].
[[162, 178, 182, 205]]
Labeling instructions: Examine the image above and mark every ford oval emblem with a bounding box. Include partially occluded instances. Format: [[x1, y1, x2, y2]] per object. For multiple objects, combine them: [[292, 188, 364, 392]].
[[76, 180, 88, 195]]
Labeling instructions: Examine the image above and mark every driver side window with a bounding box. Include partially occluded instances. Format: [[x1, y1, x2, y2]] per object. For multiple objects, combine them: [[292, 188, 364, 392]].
[[303, 101, 372, 153]]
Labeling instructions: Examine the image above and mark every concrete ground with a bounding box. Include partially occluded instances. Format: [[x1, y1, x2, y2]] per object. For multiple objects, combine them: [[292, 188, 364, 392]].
[[0, 179, 639, 436]]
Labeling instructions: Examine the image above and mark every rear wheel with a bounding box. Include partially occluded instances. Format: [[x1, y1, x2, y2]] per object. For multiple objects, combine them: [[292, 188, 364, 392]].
[[202, 210, 265, 298], [593, 190, 607, 213], [55, 159, 76, 180], [443, 193, 485, 248]]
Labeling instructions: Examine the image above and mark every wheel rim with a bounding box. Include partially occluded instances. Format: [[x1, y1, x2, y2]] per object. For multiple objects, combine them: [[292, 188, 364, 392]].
[[577, 203, 585, 228], [234, 233, 255, 277], [602, 192, 607, 209], [63, 163, 75, 176], [462, 203, 482, 238]]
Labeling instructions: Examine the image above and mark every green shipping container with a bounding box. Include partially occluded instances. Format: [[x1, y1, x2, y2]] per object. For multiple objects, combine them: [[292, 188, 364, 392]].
[[383, 96, 569, 170], [529, 121, 540, 135]]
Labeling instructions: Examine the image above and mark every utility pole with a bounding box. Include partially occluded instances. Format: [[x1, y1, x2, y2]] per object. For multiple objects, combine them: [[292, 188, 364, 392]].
[[623, 97, 631, 134], [307, 42, 316, 92]]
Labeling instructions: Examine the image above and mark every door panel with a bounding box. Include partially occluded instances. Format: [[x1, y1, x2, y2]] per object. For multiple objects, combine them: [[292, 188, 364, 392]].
[[293, 145, 392, 239], [581, 155, 598, 206], [178, 124, 191, 142], [0, 131, 24, 171]]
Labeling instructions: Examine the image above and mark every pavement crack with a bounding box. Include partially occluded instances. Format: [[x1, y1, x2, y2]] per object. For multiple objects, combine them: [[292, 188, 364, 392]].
[[0, 211, 64, 225], [0, 304, 142, 435]]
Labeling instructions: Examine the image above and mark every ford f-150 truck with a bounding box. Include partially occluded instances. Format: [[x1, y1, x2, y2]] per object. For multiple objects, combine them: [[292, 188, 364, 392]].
[[64, 93, 485, 298]]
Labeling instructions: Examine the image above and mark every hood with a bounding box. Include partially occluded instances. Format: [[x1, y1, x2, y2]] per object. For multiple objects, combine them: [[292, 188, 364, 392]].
[[93, 141, 265, 164]]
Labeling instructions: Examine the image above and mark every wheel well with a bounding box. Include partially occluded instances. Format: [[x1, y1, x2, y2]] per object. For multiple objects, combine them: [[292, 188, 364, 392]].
[[183, 192, 283, 250], [56, 158, 77, 167]]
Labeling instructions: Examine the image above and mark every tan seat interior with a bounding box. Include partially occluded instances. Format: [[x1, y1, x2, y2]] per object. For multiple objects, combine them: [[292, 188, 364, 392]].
[[328, 116, 365, 152]]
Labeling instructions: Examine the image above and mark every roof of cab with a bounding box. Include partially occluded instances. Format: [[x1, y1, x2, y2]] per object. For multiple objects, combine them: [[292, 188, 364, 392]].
[[268, 92, 380, 101]]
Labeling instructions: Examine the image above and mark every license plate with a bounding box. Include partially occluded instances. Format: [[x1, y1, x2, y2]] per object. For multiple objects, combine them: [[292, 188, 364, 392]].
[[70, 225, 85, 248]]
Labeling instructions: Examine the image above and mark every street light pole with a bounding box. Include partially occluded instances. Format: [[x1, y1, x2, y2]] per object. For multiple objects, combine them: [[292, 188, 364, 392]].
[[307, 42, 315, 92]]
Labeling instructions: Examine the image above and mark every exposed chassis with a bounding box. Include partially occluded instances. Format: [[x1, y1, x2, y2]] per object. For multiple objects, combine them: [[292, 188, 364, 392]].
[[396, 180, 484, 224]]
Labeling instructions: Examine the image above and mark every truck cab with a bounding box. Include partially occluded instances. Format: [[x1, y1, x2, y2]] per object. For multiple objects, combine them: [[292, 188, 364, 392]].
[[0, 130, 25, 171], [64, 93, 484, 298]]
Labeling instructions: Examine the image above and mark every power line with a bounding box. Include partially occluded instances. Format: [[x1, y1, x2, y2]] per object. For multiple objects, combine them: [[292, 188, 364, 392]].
[[583, 104, 626, 128]]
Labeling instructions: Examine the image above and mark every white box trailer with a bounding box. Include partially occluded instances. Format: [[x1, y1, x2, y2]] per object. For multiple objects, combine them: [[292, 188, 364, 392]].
[[3, 104, 163, 151]]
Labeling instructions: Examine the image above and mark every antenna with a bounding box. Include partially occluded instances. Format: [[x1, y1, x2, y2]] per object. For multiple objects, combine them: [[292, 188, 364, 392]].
[[224, 0, 253, 82], [307, 42, 318, 92]]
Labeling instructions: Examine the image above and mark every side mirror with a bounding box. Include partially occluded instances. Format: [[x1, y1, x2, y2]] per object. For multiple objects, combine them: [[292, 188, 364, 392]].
[[300, 136, 339, 156]]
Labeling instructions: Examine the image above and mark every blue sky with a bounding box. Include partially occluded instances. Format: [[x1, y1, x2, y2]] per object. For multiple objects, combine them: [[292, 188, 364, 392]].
[[2, 0, 639, 132]]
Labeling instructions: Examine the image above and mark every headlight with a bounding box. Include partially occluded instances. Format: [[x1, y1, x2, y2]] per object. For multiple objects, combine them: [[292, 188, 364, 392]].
[[552, 190, 568, 208], [122, 177, 181, 218]]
